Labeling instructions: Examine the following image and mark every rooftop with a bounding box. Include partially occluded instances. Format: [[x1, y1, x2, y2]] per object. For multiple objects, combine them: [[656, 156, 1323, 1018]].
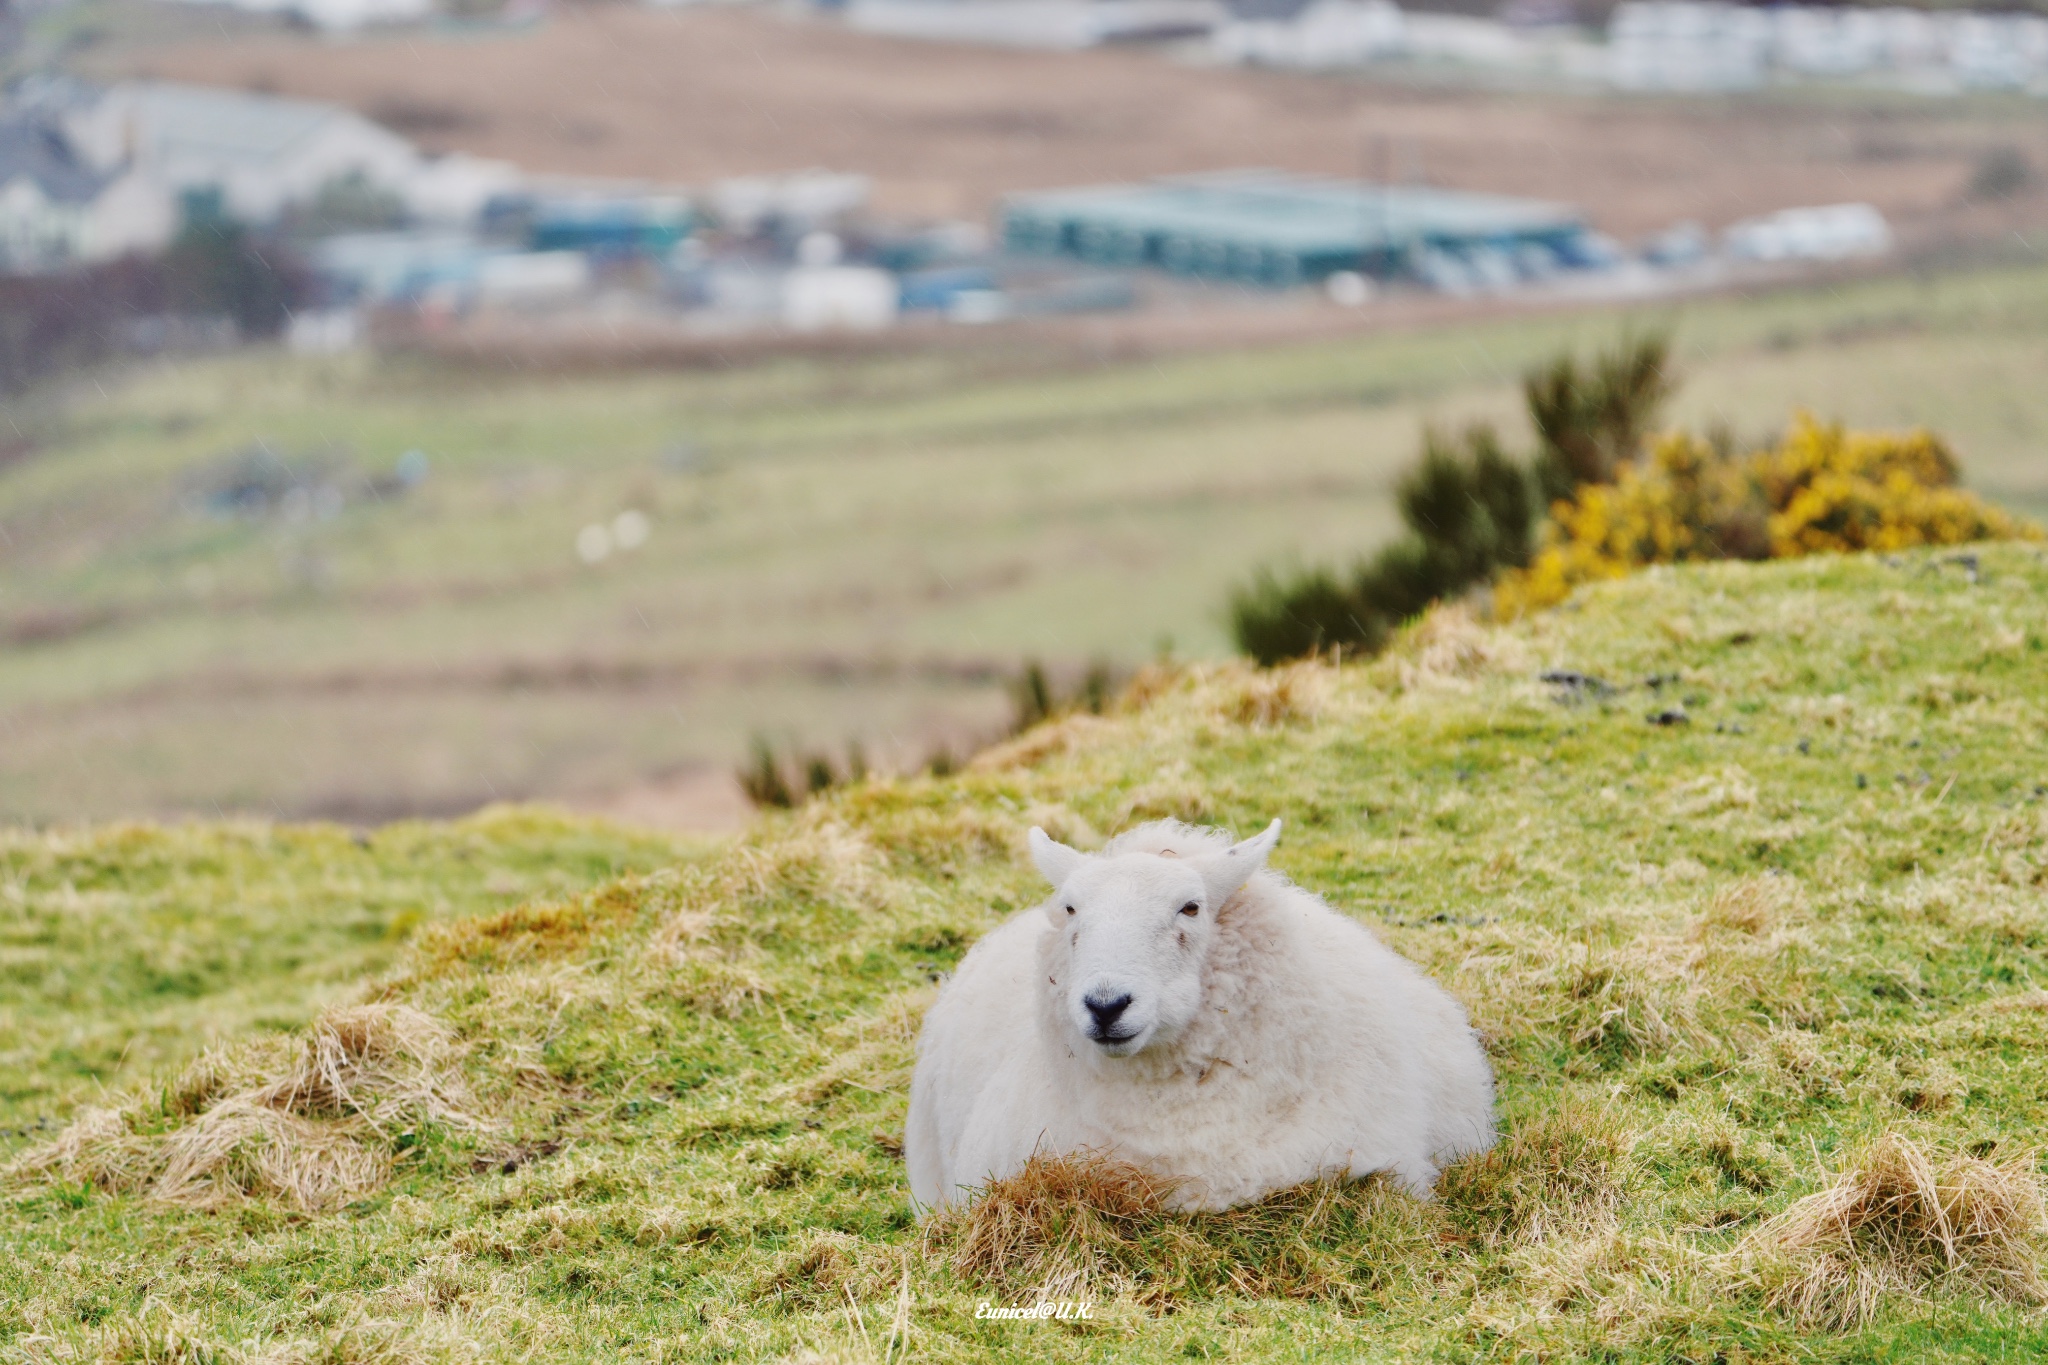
[[1006, 170, 1583, 258], [0, 118, 103, 206]]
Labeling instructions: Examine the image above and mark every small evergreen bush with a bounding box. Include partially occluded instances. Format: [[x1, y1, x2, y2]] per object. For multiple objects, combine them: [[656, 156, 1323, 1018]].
[[1230, 425, 1541, 666], [1525, 332, 1678, 502], [1230, 335, 1671, 665]]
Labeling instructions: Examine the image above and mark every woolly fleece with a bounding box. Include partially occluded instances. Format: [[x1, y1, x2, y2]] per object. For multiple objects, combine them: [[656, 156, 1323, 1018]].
[[906, 819, 1497, 1211]]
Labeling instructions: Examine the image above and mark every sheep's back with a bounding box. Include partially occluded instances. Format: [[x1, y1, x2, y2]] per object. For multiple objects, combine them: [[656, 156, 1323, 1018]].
[[1199, 877, 1496, 1185], [905, 907, 1049, 1209]]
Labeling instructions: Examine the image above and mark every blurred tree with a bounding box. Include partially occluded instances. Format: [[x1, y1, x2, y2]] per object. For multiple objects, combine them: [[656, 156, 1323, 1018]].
[[1230, 334, 1670, 665], [161, 220, 309, 338]]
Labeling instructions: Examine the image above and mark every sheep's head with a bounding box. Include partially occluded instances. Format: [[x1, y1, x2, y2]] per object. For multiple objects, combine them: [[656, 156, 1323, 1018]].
[[1028, 819, 1281, 1059]]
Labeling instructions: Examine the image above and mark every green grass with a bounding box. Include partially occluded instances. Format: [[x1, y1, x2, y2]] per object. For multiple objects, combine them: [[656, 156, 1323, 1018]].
[[4, 542, 2048, 1362], [7, 258, 2048, 822], [0, 808, 694, 1129]]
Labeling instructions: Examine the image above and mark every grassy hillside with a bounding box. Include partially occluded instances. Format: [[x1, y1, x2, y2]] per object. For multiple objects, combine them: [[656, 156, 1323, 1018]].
[[5, 543, 2047, 1362], [6, 260, 2048, 823], [0, 810, 693, 1129]]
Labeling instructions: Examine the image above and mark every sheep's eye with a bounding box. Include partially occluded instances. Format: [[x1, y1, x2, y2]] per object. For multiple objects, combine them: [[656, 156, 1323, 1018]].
[[1179, 902, 1200, 917], [1065, 905, 1076, 916]]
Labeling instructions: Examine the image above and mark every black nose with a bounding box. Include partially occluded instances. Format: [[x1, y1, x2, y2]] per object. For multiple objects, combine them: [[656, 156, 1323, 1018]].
[[1084, 993, 1133, 1035]]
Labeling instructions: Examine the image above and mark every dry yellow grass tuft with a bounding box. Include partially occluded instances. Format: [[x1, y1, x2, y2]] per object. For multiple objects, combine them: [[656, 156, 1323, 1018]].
[[969, 713, 1118, 772], [1217, 658, 1334, 727], [9, 1004, 473, 1211], [1737, 1133, 2048, 1329], [1390, 602, 1528, 693], [1688, 876, 1791, 939], [927, 1150, 1180, 1303]]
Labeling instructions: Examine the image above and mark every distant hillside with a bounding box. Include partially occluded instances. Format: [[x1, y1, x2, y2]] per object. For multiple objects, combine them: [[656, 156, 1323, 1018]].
[[6, 542, 2048, 1362], [6, 261, 2048, 829]]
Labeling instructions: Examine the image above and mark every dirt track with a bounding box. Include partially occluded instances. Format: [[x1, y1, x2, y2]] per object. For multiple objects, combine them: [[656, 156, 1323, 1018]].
[[104, 5, 2048, 241]]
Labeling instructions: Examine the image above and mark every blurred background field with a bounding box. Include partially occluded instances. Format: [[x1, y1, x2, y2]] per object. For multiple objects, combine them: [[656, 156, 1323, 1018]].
[[4, 257, 2048, 827], [7, 0, 2048, 831]]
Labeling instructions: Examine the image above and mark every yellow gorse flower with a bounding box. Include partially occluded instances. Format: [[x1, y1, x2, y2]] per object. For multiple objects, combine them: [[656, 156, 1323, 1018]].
[[1494, 415, 2038, 617]]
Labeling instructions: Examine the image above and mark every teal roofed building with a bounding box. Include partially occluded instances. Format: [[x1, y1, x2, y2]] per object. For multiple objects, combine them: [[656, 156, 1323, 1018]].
[[1001, 169, 1596, 288]]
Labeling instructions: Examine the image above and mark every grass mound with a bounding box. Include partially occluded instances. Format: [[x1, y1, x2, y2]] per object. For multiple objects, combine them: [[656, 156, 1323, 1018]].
[[1742, 1134, 2048, 1329], [13, 1003, 474, 1212], [926, 1150, 1445, 1312], [933, 1151, 1180, 1303], [6, 544, 2048, 1362]]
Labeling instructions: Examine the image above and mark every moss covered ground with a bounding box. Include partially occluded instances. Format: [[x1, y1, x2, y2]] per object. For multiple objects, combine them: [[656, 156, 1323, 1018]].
[[5, 543, 2048, 1362]]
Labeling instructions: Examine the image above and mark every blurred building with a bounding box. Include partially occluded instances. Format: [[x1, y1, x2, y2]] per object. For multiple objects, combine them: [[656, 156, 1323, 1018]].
[[155, 0, 433, 34], [846, 0, 1225, 48], [1722, 203, 1891, 263], [1002, 170, 1593, 288], [1212, 0, 1403, 67], [0, 116, 179, 271], [1609, 2, 2048, 94], [64, 83, 422, 225]]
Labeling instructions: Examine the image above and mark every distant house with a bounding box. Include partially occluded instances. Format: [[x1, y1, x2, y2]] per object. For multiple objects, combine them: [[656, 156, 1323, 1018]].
[[0, 118, 178, 272], [157, 0, 433, 35], [63, 82, 423, 225]]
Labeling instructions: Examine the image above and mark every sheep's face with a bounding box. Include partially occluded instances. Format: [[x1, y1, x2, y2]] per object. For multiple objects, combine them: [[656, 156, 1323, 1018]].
[[1029, 821, 1280, 1060]]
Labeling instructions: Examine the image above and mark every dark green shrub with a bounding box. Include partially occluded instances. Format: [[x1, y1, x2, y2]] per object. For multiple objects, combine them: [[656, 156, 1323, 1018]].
[[1231, 426, 1538, 665], [1525, 333, 1676, 502], [738, 737, 868, 810], [739, 736, 797, 809], [1228, 566, 1382, 667], [1008, 657, 1118, 733], [1229, 335, 1671, 666], [161, 221, 307, 339]]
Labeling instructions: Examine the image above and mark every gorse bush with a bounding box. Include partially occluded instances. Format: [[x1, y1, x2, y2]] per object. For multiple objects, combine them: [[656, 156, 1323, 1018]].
[[1231, 336, 1670, 666], [1756, 418, 2014, 556], [1494, 415, 2042, 617], [1230, 331, 2037, 664]]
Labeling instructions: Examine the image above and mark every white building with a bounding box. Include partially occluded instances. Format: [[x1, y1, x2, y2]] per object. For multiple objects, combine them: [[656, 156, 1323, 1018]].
[[64, 82, 423, 225], [0, 119, 178, 272], [1723, 203, 1891, 262], [782, 265, 898, 331], [157, 0, 432, 34], [1609, 2, 2048, 94], [846, 0, 1225, 49], [1213, 0, 1404, 68], [1609, 2, 1769, 91]]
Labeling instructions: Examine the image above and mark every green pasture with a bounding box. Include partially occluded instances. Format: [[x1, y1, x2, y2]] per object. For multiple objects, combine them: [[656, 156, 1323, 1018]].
[[3, 543, 2047, 1362], [3, 260, 2048, 822]]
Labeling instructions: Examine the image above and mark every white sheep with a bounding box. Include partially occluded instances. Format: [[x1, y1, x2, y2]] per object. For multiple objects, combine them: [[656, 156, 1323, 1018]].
[[905, 818, 1496, 1212]]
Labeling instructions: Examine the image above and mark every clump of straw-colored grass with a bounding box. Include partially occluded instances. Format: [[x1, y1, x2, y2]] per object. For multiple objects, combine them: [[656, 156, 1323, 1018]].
[[1219, 658, 1333, 727], [10, 1003, 473, 1212], [929, 1149, 1178, 1304], [1391, 602, 1527, 693], [924, 1150, 1443, 1311], [1736, 1133, 2048, 1329]]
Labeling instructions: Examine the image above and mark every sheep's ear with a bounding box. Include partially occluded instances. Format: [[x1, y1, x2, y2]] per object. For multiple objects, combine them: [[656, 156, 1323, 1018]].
[[1197, 818, 1281, 907], [1028, 827, 1086, 888]]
